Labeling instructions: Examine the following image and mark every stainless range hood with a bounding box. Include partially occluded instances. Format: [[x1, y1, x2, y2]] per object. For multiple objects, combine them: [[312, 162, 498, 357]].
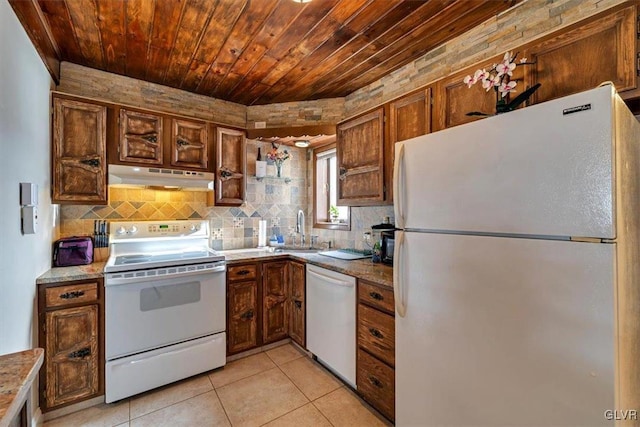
[[108, 164, 214, 191]]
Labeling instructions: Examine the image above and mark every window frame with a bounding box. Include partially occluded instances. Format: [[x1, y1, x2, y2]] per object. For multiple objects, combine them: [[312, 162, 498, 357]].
[[313, 142, 351, 231]]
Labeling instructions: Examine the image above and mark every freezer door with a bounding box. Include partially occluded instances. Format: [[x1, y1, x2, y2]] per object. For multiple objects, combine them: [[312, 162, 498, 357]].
[[395, 85, 616, 239], [395, 232, 615, 426]]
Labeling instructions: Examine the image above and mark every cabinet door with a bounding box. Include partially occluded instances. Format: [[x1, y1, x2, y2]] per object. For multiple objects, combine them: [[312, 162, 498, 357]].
[[44, 305, 99, 409], [171, 118, 209, 170], [336, 108, 385, 206], [215, 127, 246, 206], [288, 261, 305, 348], [387, 88, 432, 202], [118, 109, 163, 165], [262, 261, 288, 344], [227, 280, 258, 355], [432, 53, 528, 131], [52, 98, 107, 204], [527, 5, 637, 104]]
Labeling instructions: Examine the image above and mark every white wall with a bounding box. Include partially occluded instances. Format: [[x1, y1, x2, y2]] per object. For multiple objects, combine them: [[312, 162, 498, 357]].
[[0, 1, 55, 355]]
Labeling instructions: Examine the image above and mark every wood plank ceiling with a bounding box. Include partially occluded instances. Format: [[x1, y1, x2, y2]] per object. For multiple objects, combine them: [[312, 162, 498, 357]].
[[16, 0, 519, 106]]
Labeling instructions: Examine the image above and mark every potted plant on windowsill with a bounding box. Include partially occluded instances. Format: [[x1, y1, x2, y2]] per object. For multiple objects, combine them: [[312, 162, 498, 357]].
[[329, 205, 340, 223]]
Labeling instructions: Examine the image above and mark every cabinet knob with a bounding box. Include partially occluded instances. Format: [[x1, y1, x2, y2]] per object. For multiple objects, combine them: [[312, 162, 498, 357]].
[[237, 270, 251, 276], [241, 310, 254, 320], [369, 328, 383, 339], [68, 347, 91, 359], [294, 300, 302, 309], [368, 375, 383, 388], [79, 158, 100, 167], [176, 138, 189, 147], [141, 134, 157, 143], [60, 290, 85, 299], [369, 291, 383, 301]]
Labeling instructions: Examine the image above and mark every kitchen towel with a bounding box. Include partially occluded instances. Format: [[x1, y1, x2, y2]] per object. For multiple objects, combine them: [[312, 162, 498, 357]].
[[258, 220, 267, 247]]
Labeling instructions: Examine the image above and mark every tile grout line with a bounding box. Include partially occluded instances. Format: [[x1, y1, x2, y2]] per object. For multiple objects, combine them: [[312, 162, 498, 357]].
[[127, 376, 216, 422], [212, 388, 233, 426]]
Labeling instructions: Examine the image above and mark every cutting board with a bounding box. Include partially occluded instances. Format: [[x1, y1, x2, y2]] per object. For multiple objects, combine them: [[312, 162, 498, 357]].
[[318, 250, 370, 260]]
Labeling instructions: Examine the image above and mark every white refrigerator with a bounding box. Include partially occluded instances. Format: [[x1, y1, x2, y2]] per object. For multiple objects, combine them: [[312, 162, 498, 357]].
[[393, 85, 640, 426]]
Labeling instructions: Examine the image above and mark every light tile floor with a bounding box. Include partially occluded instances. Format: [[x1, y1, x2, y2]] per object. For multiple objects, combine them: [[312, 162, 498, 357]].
[[44, 343, 391, 427]]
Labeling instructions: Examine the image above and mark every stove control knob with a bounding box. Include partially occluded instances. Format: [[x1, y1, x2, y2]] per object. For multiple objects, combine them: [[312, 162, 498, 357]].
[[128, 226, 138, 234], [189, 224, 197, 232], [116, 226, 126, 235]]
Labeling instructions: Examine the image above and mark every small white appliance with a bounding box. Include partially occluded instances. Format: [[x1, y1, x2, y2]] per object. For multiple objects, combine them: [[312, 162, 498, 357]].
[[306, 264, 356, 387], [104, 220, 226, 403], [393, 85, 640, 426]]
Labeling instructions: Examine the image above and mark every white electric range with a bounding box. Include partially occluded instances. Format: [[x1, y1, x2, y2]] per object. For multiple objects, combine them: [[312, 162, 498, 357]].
[[104, 220, 226, 403]]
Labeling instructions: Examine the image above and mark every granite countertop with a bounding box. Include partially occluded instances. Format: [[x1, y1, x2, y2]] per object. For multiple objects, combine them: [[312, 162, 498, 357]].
[[36, 262, 106, 284], [34, 250, 393, 289], [0, 348, 44, 427], [225, 250, 393, 289]]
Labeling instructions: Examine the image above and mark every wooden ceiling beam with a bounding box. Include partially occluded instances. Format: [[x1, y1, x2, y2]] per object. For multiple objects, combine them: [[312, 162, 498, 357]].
[[9, 0, 61, 83]]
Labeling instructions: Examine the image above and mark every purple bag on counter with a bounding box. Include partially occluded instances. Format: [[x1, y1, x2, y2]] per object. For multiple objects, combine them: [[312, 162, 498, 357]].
[[53, 236, 94, 267]]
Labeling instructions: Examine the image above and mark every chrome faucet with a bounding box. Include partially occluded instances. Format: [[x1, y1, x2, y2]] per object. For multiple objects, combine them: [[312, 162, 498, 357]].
[[296, 209, 305, 247]]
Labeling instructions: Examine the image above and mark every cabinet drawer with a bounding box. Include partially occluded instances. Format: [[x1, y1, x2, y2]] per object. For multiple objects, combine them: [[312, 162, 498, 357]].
[[228, 264, 257, 281], [358, 304, 395, 367], [358, 280, 394, 314], [357, 348, 395, 421], [45, 283, 98, 308]]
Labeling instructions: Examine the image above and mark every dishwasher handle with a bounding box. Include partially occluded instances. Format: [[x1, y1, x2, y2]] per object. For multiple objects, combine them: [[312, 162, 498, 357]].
[[307, 268, 354, 287]]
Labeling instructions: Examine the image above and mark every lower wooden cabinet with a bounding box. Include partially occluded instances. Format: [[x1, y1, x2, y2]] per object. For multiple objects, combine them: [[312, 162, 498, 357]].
[[288, 261, 305, 347], [356, 279, 395, 422], [227, 279, 259, 354], [38, 279, 104, 412], [226, 259, 306, 355], [262, 261, 289, 344]]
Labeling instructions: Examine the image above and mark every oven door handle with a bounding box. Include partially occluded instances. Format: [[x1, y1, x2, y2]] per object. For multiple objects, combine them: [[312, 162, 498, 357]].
[[106, 264, 226, 286]]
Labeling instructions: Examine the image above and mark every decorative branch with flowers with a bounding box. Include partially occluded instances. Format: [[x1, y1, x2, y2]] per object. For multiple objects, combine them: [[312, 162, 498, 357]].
[[463, 51, 540, 116], [266, 143, 292, 177]]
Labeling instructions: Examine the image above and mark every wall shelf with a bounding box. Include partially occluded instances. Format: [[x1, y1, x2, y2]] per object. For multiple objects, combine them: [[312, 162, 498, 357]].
[[252, 175, 291, 184]]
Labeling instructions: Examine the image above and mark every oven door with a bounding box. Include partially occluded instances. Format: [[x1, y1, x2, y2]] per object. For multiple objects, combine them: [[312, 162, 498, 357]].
[[105, 262, 226, 360]]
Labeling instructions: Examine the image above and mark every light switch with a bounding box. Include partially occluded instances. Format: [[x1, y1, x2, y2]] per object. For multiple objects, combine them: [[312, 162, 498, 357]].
[[22, 206, 37, 234]]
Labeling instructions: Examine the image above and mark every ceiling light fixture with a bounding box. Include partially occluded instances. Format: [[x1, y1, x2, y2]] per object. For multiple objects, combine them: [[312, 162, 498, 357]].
[[294, 140, 310, 148], [291, 0, 312, 3]]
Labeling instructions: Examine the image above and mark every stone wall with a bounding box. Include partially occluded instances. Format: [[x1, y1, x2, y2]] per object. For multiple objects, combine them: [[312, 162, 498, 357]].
[[343, 0, 628, 118], [246, 97, 345, 129], [57, 62, 247, 128]]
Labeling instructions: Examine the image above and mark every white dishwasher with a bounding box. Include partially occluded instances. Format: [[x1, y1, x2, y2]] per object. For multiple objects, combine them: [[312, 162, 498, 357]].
[[306, 264, 356, 388]]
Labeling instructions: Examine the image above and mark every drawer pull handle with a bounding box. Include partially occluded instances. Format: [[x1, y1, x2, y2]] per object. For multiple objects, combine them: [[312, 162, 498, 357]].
[[236, 270, 251, 276], [368, 375, 383, 388], [60, 290, 85, 299], [68, 347, 91, 359], [241, 310, 254, 320], [79, 158, 100, 167], [369, 291, 383, 301], [294, 300, 302, 309], [369, 328, 383, 339]]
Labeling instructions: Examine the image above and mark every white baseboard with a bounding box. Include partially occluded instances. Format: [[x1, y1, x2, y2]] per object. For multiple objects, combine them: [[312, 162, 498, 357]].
[[42, 395, 105, 422], [32, 407, 42, 426]]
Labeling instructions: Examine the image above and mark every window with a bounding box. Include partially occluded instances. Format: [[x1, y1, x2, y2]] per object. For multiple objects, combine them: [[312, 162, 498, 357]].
[[313, 143, 350, 230]]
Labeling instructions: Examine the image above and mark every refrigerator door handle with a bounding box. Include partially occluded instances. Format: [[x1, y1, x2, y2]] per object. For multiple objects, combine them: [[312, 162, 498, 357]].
[[393, 142, 405, 229], [393, 230, 407, 317]]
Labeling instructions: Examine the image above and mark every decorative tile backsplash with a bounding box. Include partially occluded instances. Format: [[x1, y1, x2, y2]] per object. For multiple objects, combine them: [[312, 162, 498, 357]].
[[59, 141, 308, 251]]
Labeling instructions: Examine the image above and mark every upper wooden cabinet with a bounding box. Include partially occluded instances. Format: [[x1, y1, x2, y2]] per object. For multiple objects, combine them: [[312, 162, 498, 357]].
[[433, 58, 526, 131], [52, 97, 107, 204], [526, 5, 637, 105], [215, 127, 246, 206], [170, 118, 209, 170], [118, 109, 163, 165], [386, 88, 432, 202], [336, 108, 385, 206]]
